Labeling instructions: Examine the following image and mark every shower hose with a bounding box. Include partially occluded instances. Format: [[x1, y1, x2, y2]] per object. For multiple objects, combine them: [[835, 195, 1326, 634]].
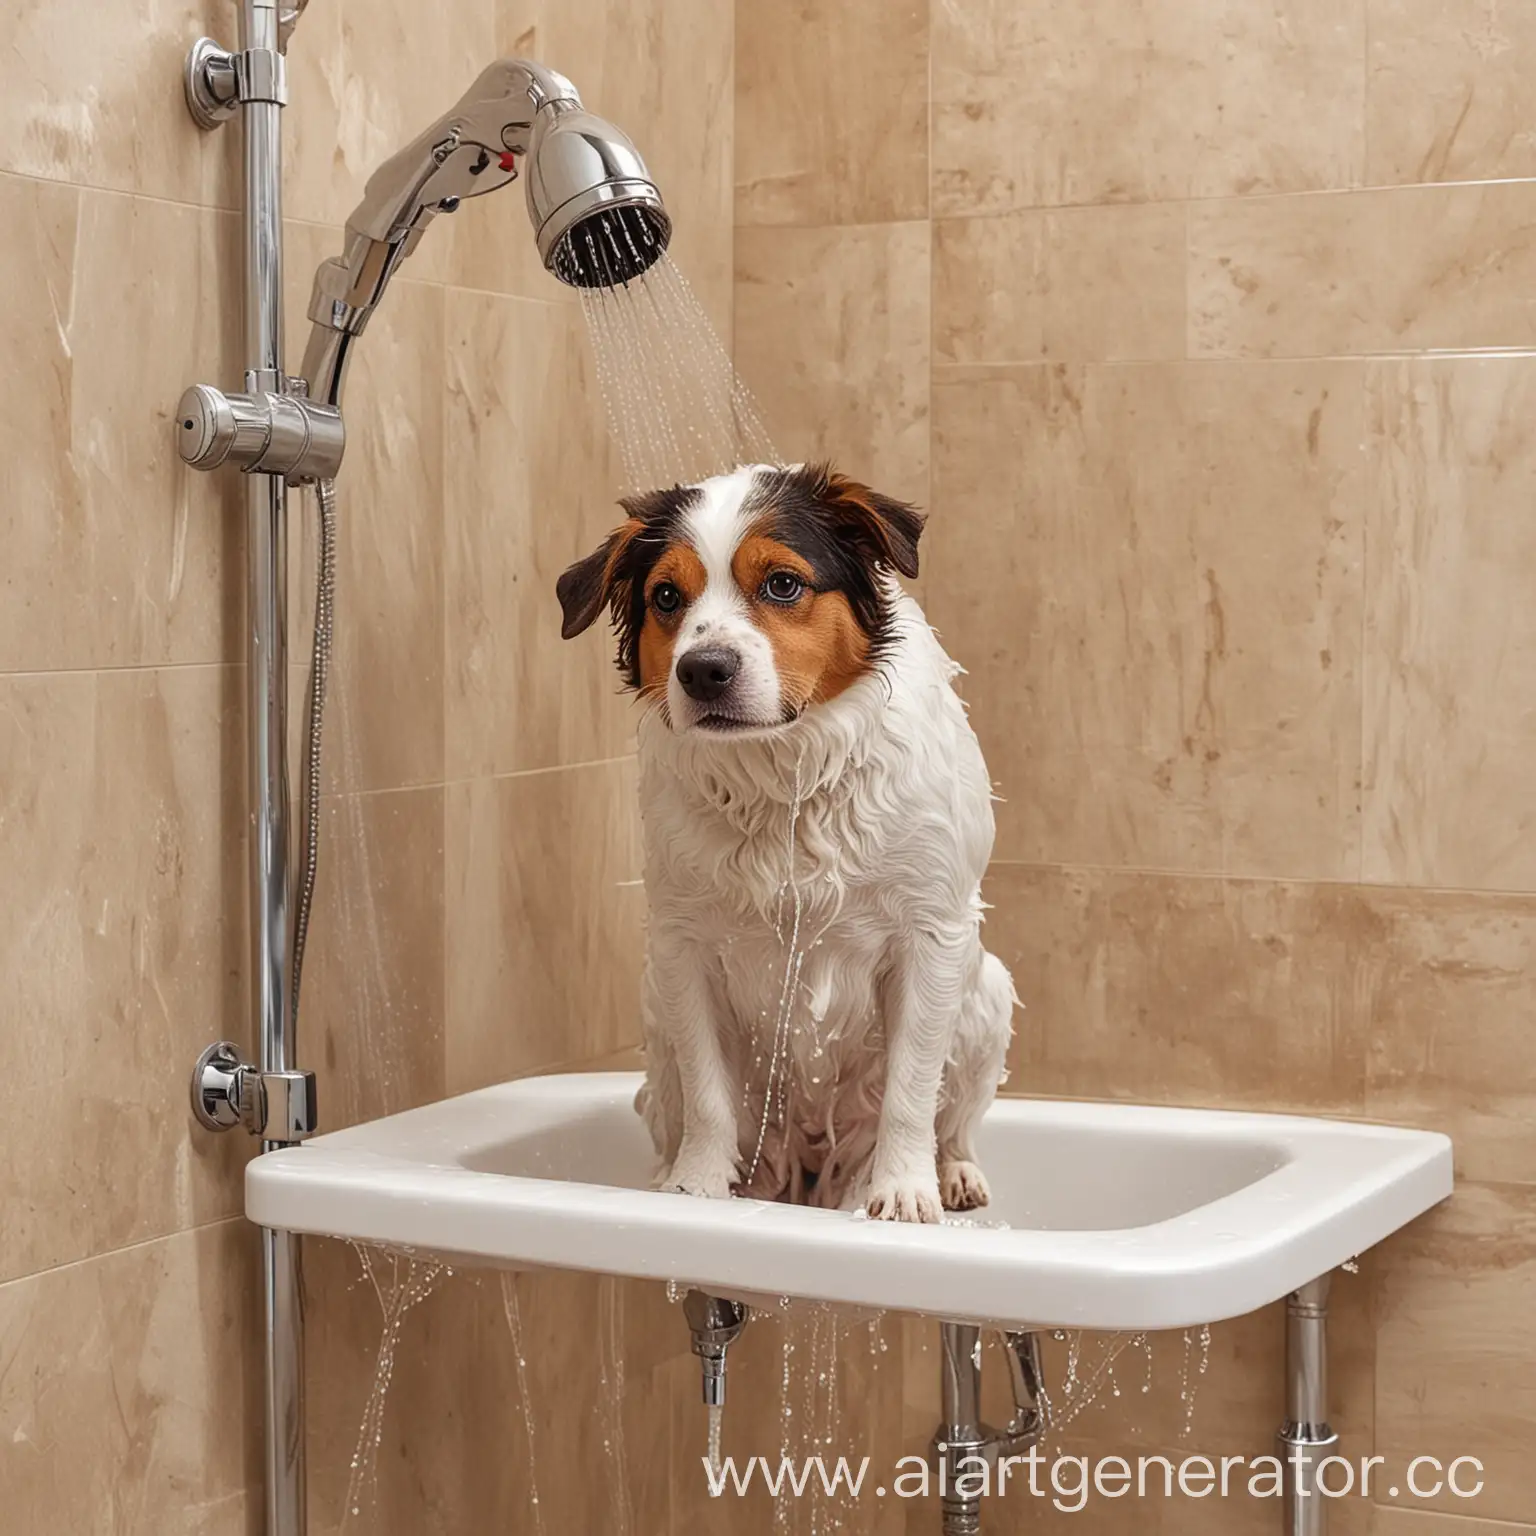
[[291, 475, 337, 1018]]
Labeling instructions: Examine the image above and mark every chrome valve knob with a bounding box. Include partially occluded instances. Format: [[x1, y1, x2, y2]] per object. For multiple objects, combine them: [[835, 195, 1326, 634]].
[[177, 383, 346, 483]]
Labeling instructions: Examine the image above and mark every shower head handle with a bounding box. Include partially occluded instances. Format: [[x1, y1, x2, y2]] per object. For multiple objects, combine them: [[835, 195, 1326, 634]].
[[300, 56, 670, 407], [347, 59, 579, 249]]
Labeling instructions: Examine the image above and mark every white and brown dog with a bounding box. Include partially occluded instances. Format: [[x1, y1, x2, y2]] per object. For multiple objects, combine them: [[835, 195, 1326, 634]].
[[557, 464, 1014, 1222]]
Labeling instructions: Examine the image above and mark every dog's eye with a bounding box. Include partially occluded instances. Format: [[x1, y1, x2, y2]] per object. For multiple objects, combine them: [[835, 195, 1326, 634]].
[[763, 571, 804, 604], [651, 582, 683, 614]]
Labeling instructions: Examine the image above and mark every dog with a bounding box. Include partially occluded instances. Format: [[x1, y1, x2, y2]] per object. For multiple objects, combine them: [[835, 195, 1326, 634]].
[[556, 463, 1014, 1222]]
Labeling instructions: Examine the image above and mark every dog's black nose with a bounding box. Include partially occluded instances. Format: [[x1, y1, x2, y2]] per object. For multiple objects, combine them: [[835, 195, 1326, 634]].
[[676, 646, 740, 702]]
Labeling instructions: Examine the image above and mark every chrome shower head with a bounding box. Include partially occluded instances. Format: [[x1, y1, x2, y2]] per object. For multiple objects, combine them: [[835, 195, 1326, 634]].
[[524, 106, 670, 287], [300, 59, 670, 406]]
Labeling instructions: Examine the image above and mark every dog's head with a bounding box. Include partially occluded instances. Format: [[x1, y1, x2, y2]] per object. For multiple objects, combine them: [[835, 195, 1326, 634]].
[[556, 463, 923, 737]]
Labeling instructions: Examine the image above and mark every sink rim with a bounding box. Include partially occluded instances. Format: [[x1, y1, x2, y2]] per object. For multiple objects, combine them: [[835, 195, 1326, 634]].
[[246, 1071, 1453, 1330]]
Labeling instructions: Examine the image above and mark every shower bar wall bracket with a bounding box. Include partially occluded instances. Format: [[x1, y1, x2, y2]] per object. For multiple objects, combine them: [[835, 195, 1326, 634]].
[[192, 1040, 318, 1141]]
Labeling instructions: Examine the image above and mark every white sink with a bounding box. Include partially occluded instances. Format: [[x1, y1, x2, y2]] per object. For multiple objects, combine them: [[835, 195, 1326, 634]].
[[246, 1071, 1451, 1330]]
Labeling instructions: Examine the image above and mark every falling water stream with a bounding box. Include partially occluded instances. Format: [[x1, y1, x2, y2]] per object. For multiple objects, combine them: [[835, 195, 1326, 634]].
[[578, 246, 779, 490], [342, 1245, 451, 1526]]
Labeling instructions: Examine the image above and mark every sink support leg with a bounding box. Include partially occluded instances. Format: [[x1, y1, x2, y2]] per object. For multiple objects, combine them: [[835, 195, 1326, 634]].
[[1277, 1274, 1338, 1536], [936, 1323, 987, 1536]]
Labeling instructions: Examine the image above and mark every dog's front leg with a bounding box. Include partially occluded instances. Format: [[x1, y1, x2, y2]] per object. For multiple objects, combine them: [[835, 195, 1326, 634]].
[[649, 927, 739, 1199], [866, 931, 966, 1223]]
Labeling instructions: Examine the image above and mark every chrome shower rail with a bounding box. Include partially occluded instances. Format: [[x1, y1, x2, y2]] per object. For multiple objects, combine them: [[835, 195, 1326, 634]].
[[180, 3, 316, 1533]]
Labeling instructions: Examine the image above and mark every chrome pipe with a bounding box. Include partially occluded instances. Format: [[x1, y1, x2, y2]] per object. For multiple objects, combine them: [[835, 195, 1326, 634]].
[[999, 1329, 1045, 1447], [936, 1323, 986, 1536], [1277, 1275, 1337, 1536], [265, 1228, 306, 1536], [235, 3, 306, 1534]]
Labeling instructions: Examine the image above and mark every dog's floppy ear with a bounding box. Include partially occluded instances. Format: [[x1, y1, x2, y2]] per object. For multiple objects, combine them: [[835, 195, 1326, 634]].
[[821, 469, 925, 579], [556, 519, 643, 639]]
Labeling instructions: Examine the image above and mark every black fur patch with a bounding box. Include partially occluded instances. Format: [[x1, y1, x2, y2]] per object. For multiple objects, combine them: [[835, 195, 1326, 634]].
[[742, 463, 925, 662], [555, 483, 701, 687]]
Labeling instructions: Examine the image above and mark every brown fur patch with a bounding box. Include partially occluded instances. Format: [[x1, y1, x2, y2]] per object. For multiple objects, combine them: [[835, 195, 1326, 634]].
[[636, 542, 707, 697], [731, 531, 873, 709]]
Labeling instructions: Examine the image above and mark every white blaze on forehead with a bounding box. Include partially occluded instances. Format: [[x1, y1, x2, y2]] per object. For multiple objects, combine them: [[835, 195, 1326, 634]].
[[680, 467, 763, 603], [666, 466, 784, 730]]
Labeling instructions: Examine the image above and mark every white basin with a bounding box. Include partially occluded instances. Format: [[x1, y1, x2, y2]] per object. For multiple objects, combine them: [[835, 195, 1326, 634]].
[[246, 1071, 1451, 1330]]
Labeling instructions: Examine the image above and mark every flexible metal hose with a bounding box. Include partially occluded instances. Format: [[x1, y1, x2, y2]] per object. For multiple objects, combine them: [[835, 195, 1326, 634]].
[[291, 475, 337, 1017]]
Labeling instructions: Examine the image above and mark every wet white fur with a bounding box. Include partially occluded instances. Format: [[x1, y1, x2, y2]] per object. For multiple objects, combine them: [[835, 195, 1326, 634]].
[[634, 468, 1016, 1222]]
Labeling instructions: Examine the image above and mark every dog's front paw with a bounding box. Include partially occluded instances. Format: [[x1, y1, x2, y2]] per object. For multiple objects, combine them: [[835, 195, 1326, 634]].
[[940, 1159, 991, 1212], [661, 1144, 738, 1200], [866, 1173, 943, 1224]]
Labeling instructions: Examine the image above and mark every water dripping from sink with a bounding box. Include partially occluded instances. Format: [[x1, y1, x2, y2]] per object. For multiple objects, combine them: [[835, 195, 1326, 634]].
[[343, 1244, 449, 1525], [498, 1273, 547, 1536], [1043, 1331, 1132, 1437], [596, 1275, 633, 1535], [1178, 1323, 1213, 1438]]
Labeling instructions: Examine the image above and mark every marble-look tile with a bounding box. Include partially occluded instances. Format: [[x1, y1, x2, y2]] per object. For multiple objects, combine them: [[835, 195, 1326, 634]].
[[1363, 889, 1536, 1187], [736, 222, 930, 509], [1190, 182, 1536, 359], [1367, 0, 1536, 185], [929, 362, 1364, 879], [1362, 357, 1536, 892], [444, 758, 644, 1093], [283, 0, 495, 239], [0, 0, 237, 208], [932, 0, 1365, 214], [988, 865, 1373, 1113], [935, 206, 1187, 366], [1374, 1182, 1536, 1524], [299, 785, 446, 1133], [0, 177, 245, 674], [1367, 1510, 1535, 1536], [443, 289, 634, 781], [284, 218, 447, 794], [307, 1245, 684, 1534], [735, 0, 928, 229], [315, 278, 447, 794], [0, 1218, 261, 1533], [0, 666, 249, 1284]]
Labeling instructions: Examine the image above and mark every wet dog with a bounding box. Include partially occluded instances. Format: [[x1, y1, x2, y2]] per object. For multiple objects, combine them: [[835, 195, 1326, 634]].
[[557, 463, 1014, 1221]]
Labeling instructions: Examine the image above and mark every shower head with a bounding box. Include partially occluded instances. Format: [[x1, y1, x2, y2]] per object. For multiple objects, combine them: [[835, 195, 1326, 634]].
[[300, 59, 670, 406], [524, 108, 671, 287]]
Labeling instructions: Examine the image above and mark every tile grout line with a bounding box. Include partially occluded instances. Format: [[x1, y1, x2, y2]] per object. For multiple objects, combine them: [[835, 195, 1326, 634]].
[[0, 166, 579, 310], [986, 857, 1536, 902], [0, 659, 243, 682], [1, 1211, 250, 1294], [931, 351, 1536, 374], [928, 171, 1536, 223]]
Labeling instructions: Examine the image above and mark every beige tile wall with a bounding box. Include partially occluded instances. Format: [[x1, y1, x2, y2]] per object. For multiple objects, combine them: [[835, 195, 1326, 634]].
[[0, 0, 723, 1529], [732, 0, 1536, 1532]]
